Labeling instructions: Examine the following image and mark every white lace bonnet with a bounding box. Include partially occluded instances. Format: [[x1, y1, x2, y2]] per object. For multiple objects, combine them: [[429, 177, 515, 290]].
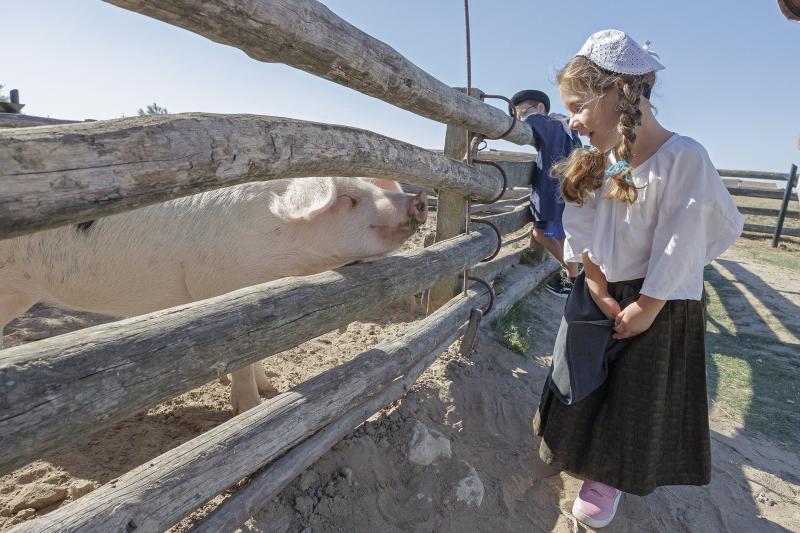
[[576, 29, 665, 75]]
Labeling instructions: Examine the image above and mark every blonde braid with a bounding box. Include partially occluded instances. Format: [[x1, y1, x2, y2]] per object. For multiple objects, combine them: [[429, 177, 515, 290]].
[[604, 78, 644, 204]]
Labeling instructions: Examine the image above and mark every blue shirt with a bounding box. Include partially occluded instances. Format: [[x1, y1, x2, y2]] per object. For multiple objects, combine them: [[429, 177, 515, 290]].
[[524, 113, 582, 222]]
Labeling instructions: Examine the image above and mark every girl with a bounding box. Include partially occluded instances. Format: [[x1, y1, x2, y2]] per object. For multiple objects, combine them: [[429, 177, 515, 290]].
[[532, 29, 745, 528]]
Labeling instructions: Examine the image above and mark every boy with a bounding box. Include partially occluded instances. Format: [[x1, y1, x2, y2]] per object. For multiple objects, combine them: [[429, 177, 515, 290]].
[[512, 89, 582, 296]]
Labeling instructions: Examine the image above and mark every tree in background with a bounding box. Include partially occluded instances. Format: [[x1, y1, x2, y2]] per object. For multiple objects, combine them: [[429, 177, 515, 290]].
[[138, 102, 168, 116], [0, 84, 8, 103]]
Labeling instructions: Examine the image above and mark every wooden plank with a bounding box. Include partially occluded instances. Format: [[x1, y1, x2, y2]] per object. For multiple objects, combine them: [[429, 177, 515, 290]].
[[469, 197, 528, 215], [14, 280, 494, 533], [191, 256, 559, 532], [426, 88, 475, 313], [723, 178, 779, 190], [431, 153, 536, 188], [744, 223, 800, 237], [0, 114, 502, 240], [727, 187, 797, 201], [481, 160, 535, 189], [0, 226, 498, 474], [478, 204, 533, 237], [472, 148, 536, 162], [103, 0, 534, 146], [0, 113, 83, 128], [737, 206, 799, 220], [718, 168, 790, 181]]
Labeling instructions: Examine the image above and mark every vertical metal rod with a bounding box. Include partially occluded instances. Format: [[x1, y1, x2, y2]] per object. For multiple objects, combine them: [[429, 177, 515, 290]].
[[464, 0, 471, 94], [772, 163, 798, 248], [463, 1, 473, 297]]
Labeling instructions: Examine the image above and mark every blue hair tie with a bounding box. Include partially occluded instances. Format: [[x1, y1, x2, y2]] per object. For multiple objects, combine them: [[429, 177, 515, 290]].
[[605, 159, 634, 185]]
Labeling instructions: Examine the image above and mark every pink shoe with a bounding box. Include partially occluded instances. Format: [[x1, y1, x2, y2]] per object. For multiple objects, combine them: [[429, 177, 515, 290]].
[[571, 480, 622, 528]]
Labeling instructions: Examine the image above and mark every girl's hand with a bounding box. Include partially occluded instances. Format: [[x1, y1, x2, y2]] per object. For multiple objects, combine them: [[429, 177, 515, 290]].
[[613, 295, 666, 339], [581, 252, 620, 319], [591, 291, 622, 320]]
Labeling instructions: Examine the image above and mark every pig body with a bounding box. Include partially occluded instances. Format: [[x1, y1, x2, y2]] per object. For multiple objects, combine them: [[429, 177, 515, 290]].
[[0, 177, 426, 412]]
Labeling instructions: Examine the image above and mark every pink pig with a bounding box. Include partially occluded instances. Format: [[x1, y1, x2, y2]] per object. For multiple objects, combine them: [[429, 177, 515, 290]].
[[0, 177, 427, 413]]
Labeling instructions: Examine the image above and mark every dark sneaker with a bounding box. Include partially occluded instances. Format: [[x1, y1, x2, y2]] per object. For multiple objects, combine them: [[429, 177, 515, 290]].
[[544, 272, 574, 298]]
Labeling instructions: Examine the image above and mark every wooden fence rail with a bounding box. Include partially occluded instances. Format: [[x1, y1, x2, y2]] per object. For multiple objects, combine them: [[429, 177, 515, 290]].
[[12, 258, 559, 533], [727, 187, 797, 202], [718, 169, 790, 181], [0, 113, 513, 240], [11, 284, 492, 532], [103, 0, 533, 146]]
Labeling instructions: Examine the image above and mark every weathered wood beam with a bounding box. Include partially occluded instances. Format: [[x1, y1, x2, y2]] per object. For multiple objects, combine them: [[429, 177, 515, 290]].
[[427, 91, 473, 314], [0, 113, 502, 240], [102, 0, 534, 145], [728, 187, 797, 201], [14, 283, 492, 533], [744, 223, 800, 237], [469, 197, 528, 215], [485, 257, 560, 321], [0, 226, 498, 474], [738, 206, 799, 220], [478, 203, 533, 237], [718, 169, 789, 181]]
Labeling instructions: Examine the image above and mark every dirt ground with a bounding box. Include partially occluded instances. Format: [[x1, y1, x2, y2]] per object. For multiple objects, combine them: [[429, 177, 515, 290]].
[[1, 225, 799, 531]]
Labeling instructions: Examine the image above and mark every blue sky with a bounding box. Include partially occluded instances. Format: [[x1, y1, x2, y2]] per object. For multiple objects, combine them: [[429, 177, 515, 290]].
[[3, 0, 798, 172]]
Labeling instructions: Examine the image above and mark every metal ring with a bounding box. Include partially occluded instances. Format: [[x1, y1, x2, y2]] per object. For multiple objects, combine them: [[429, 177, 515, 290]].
[[467, 276, 495, 315], [477, 139, 487, 151], [472, 160, 507, 204], [480, 94, 518, 140], [470, 218, 502, 262]]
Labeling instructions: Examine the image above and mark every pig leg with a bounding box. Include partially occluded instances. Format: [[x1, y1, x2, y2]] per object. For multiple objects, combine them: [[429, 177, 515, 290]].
[[0, 292, 39, 350], [230, 365, 261, 414], [253, 363, 279, 398]]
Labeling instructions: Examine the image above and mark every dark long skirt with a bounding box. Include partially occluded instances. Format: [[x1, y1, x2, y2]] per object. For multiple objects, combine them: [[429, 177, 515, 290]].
[[532, 278, 711, 496]]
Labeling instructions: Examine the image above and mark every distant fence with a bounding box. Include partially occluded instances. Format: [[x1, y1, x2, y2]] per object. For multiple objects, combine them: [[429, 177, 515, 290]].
[[720, 165, 799, 246], [0, 1, 556, 532]]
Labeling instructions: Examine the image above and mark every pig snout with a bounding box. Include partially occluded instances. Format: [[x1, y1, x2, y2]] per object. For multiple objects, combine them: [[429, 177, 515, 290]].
[[408, 192, 428, 225]]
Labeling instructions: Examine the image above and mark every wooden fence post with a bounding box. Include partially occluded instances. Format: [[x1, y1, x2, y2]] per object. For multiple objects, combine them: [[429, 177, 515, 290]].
[[772, 163, 798, 248], [427, 87, 483, 314]]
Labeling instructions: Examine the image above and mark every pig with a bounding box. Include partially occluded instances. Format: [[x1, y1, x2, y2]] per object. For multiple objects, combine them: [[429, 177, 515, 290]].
[[0, 176, 427, 413]]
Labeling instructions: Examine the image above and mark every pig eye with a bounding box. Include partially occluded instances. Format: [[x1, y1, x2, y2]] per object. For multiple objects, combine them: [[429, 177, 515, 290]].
[[339, 195, 358, 209]]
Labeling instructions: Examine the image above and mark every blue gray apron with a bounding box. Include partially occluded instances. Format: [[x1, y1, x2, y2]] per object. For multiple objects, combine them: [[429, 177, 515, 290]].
[[549, 272, 630, 405]]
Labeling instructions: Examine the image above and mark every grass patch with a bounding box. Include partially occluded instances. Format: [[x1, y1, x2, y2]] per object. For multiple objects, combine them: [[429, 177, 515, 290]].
[[707, 350, 800, 446], [705, 256, 800, 448], [730, 234, 800, 273], [494, 301, 535, 355]]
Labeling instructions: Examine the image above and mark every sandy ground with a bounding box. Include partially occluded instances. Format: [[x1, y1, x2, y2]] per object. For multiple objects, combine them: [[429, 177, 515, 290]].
[[2, 231, 799, 531]]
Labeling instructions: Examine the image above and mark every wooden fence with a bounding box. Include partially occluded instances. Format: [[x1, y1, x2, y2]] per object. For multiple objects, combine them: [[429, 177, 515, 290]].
[[0, 1, 553, 531], [720, 165, 800, 245]]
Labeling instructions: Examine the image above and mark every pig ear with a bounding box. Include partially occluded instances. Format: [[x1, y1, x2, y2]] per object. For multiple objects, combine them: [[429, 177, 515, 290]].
[[273, 177, 337, 221], [363, 178, 403, 193]]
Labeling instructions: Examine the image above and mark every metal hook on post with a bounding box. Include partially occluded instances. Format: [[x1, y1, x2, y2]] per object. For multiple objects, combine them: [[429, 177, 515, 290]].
[[479, 94, 518, 140], [458, 275, 495, 356], [470, 218, 502, 262], [471, 160, 507, 204]]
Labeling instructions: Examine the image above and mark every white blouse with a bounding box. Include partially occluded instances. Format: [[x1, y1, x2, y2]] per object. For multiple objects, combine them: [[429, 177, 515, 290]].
[[563, 134, 745, 301]]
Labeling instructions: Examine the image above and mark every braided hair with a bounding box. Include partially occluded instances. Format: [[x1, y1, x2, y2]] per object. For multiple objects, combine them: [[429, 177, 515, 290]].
[[553, 56, 656, 205]]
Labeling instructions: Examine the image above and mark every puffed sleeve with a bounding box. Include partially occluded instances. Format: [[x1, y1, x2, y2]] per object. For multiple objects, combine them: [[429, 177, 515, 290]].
[[640, 142, 745, 300], [562, 194, 597, 263]]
